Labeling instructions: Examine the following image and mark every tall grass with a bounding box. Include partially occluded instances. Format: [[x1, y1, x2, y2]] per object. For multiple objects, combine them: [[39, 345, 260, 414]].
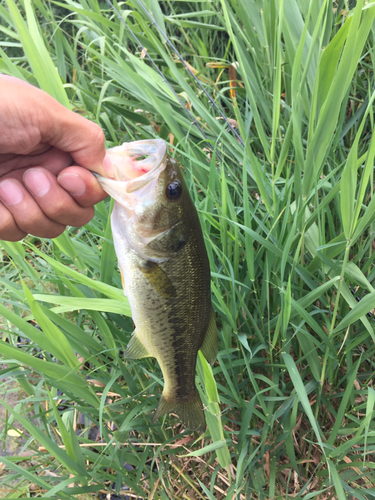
[[1, 0, 375, 497]]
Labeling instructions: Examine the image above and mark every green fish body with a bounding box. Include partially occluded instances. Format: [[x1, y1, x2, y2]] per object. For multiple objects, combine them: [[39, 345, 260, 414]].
[[96, 139, 217, 432]]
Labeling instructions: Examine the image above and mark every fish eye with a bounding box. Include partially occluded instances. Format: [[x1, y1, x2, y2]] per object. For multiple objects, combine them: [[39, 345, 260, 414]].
[[165, 180, 182, 200]]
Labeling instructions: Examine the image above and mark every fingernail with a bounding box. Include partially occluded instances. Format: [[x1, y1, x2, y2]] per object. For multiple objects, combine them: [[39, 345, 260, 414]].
[[58, 173, 86, 196], [0, 179, 23, 205], [103, 153, 115, 178], [24, 169, 51, 197]]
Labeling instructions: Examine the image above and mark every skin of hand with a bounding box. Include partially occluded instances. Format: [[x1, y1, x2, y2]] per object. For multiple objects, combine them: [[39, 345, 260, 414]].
[[0, 75, 115, 242]]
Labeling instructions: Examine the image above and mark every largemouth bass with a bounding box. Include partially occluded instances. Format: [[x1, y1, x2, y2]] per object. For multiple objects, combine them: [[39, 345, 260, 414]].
[[96, 139, 217, 432]]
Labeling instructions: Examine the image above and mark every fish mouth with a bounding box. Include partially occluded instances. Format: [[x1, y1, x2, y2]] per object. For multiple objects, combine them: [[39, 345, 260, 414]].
[[95, 139, 167, 206]]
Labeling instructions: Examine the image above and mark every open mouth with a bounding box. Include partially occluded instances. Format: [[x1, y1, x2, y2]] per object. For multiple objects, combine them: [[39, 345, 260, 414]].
[[107, 139, 167, 182], [94, 139, 167, 204]]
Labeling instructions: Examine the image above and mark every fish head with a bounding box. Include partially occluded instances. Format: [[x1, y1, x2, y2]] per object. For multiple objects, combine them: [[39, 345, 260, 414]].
[[96, 139, 193, 262]]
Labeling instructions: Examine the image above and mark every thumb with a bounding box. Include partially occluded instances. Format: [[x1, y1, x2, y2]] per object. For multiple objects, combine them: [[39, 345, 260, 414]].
[[41, 99, 115, 178]]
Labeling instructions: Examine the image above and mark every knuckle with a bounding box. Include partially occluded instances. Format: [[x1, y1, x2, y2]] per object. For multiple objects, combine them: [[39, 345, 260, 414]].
[[0, 210, 15, 232], [2, 232, 25, 242], [48, 225, 66, 239], [18, 211, 43, 231], [90, 123, 105, 149], [0, 211, 26, 241], [31, 224, 66, 239], [76, 208, 94, 227], [14, 207, 65, 238], [65, 208, 94, 228], [47, 199, 67, 220]]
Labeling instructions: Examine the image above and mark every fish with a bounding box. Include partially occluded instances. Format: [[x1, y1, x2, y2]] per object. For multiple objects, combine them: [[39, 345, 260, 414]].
[[96, 139, 218, 432]]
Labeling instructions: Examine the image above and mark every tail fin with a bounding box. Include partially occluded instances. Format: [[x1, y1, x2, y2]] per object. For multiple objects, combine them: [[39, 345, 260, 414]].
[[152, 392, 206, 432]]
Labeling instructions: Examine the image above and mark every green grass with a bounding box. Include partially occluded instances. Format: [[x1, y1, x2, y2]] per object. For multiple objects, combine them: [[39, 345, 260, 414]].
[[1, 0, 375, 498]]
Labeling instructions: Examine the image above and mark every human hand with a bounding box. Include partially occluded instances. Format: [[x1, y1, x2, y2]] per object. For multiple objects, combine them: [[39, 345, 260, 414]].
[[0, 75, 114, 242]]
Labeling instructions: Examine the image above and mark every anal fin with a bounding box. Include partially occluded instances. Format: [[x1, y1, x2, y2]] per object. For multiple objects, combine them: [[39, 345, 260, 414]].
[[124, 330, 152, 359], [200, 308, 218, 365]]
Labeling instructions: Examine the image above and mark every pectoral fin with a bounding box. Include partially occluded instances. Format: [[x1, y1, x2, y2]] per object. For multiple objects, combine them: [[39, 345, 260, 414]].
[[200, 308, 218, 365], [124, 330, 152, 359], [138, 261, 176, 298]]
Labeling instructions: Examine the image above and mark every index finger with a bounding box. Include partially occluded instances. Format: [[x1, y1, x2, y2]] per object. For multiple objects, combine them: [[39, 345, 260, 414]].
[[45, 106, 115, 178], [0, 76, 115, 179]]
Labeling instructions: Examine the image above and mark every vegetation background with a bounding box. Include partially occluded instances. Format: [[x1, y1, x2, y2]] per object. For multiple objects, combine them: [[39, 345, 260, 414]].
[[1, 0, 375, 498]]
